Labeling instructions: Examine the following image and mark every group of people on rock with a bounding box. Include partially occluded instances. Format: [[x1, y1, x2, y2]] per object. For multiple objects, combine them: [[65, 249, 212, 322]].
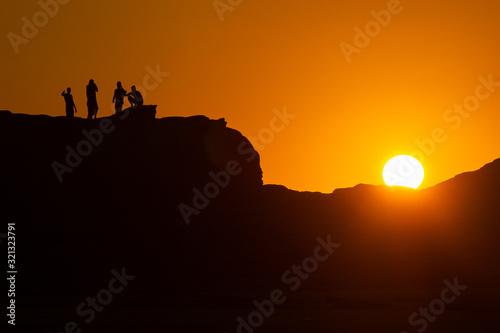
[[62, 80, 144, 119]]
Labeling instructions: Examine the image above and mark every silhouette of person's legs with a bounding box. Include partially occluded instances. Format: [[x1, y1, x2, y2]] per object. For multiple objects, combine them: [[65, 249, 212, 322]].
[[87, 106, 93, 120], [66, 106, 74, 118], [128, 95, 139, 108], [115, 104, 123, 114]]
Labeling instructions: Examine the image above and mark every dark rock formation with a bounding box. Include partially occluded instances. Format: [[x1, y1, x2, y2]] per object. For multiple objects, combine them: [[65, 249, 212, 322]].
[[1, 108, 500, 332]]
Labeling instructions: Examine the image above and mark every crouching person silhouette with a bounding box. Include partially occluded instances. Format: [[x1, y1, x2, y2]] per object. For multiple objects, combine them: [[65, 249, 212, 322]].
[[62, 88, 77, 118], [126, 86, 143, 109]]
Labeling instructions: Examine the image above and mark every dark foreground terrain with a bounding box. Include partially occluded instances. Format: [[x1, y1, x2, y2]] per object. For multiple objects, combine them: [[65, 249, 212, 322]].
[[1, 108, 500, 332]]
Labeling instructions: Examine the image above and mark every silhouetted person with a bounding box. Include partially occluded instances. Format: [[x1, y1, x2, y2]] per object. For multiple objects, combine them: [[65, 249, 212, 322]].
[[112, 81, 127, 114], [86, 79, 99, 120], [61, 88, 77, 118], [126, 86, 143, 109]]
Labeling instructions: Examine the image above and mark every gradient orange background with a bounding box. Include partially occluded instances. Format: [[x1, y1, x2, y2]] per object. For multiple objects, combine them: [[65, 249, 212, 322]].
[[2, 0, 500, 192]]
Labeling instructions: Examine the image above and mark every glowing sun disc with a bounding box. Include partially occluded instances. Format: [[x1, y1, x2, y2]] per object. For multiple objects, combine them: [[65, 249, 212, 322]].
[[383, 155, 424, 189]]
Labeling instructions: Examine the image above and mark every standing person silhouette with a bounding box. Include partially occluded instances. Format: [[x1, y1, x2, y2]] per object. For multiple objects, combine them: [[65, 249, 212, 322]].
[[61, 88, 77, 118], [126, 86, 143, 109], [112, 81, 127, 114], [86, 79, 99, 120]]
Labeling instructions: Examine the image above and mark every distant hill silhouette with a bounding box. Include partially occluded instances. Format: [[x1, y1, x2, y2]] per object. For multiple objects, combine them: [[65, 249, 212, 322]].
[[1, 109, 499, 332]]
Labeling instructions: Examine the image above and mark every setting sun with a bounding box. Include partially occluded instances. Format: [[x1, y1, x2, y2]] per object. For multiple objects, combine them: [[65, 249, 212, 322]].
[[383, 155, 424, 189]]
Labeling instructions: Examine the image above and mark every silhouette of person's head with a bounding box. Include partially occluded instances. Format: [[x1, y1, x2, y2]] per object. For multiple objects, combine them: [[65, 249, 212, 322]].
[[89, 79, 94, 84], [131, 86, 137, 92], [67, 87, 71, 93], [117, 81, 122, 88]]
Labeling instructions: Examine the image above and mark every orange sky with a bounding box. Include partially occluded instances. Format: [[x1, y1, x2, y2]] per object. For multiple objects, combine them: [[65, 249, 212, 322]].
[[2, 0, 500, 192]]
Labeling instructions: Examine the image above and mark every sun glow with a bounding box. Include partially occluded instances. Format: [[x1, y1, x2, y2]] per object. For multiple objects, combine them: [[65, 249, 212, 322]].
[[383, 155, 425, 189]]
